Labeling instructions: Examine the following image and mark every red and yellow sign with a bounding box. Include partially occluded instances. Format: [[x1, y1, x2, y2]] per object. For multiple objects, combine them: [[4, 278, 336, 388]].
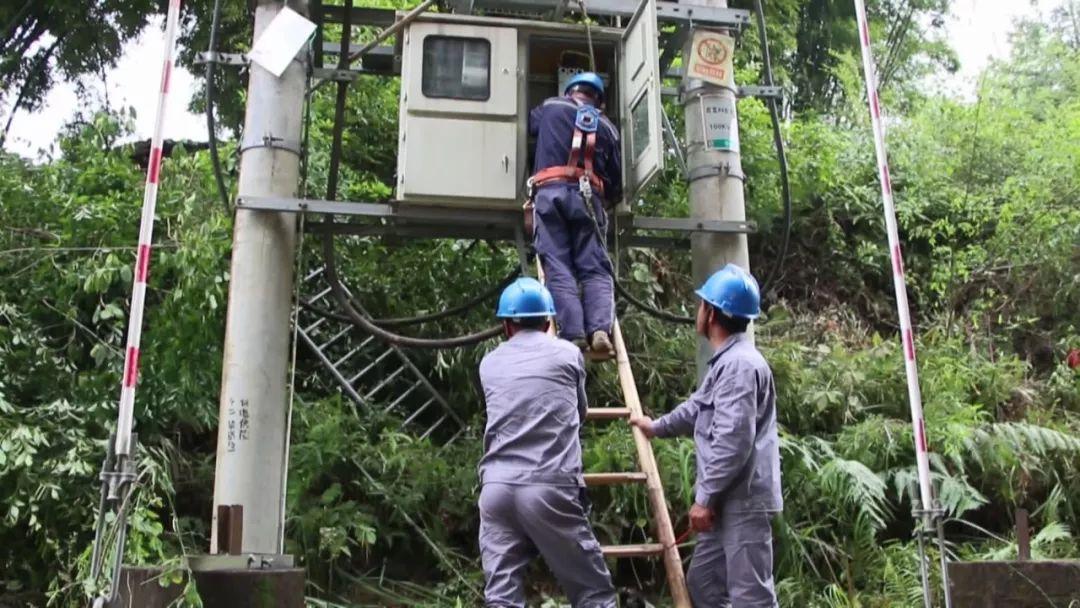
[[686, 30, 735, 88]]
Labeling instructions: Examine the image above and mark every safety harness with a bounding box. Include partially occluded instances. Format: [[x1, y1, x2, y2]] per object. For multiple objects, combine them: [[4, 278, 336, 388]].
[[529, 104, 605, 198], [524, 103, 607, 238]]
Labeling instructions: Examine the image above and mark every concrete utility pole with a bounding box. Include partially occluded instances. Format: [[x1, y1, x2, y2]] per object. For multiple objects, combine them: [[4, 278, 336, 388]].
[[681, 0, 751, 377], [211, 0, 308, 557]]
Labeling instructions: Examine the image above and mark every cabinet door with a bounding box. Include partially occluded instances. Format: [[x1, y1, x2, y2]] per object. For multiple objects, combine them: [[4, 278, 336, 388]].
[[398, 116, 517, 201], [620, 0, 664, 197], [397, 21, 519, 203]]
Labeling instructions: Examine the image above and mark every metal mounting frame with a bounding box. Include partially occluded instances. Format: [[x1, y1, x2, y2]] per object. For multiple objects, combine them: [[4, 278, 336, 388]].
[[738, 85, 784, 100], [304, 1, 764, 252], [235, 196, 754, 248], [196, 51, 250, 67], [444, 0, 750, 29]]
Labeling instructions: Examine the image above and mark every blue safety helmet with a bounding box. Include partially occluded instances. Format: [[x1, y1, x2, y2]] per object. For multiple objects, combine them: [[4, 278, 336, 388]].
[[564, 72, 605, 103], [496, 277, 557, 319], [695, 264, 761, 320]]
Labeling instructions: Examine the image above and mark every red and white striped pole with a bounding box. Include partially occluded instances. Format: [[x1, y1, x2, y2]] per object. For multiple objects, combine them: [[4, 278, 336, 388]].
[[852, 0, 934, 516], [114, 0, 183, 458]]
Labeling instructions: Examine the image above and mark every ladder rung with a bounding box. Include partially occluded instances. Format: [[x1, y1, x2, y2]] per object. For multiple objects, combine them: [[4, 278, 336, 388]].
[[333, 344, 363, 368], [401, 396, 436, 427], [382, 381, 422, 414], [302, 316, 328, 335], [601, 543, 664, 559], [363, 365, 407, 401], [586, 407, 631, 421], [585, 349, 615, 363], [348, 346, 395, 385], [304, 266, 326, 282], [319, 327, 351, 352], [585, 472, 648, 486], [309, 285, 333, 302], [418, 413, 447, 440]]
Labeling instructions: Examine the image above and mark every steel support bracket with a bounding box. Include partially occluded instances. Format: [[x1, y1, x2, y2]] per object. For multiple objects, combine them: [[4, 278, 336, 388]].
[[196, 51, 250, 67], [236, 196, 393, 216], [453, 0, 750, 29], [655, 2, 750, 29], [100, 465, 137, 501], [234, 196, 523, 228], [311, 67, 366, 83], [738, 85, 784, 100], [632, 216, 755, 234]]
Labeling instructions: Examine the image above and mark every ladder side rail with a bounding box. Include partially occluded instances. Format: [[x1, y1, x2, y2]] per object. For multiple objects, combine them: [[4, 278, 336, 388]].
[[612, 318, 692, 607], [298, 328, 369, 405]]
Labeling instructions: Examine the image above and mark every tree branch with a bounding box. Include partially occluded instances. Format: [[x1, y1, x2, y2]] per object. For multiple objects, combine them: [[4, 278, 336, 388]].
[[1, 39, 58, 147], [0, 0, 34, 49]]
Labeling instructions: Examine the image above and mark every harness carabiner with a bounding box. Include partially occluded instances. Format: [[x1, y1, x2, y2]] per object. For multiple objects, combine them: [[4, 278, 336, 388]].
[[578, 174, 593, 202]]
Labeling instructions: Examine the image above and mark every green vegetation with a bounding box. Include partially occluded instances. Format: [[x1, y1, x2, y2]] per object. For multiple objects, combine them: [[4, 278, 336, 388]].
[[1, 1, 1078, 606]]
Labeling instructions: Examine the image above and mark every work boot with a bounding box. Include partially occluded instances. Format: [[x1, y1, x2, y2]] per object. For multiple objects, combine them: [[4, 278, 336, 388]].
[[571, 336, 589, 352], [589, 330, 614, 357]]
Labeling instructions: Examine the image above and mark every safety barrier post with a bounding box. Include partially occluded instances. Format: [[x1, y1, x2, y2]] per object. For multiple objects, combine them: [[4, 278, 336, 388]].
[[89, 2, 183, 604], [851, 2, 952, 606], [114, 0, 182, 458]]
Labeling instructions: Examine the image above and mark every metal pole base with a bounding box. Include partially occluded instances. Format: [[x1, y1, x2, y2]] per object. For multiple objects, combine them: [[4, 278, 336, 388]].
[[913, 502, 953, 608]]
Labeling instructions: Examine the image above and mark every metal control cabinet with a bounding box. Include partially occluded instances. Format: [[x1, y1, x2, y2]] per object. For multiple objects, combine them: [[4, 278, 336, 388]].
[[396, 0, 663, 209]]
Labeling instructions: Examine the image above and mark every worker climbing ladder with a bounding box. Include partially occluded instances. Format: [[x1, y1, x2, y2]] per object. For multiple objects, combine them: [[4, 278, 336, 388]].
[[538, 262, 691, 607]]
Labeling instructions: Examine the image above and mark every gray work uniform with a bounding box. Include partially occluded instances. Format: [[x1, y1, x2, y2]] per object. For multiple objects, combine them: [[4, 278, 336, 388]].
[[478, 330, 616, 608], [653, 333, 782, 608]]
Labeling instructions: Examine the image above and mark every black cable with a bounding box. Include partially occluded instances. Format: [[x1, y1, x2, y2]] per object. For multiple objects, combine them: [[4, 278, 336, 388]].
[[581, 195, 695, 325], [206, 0, 231, 215], [326, 0, 353, 202], [321, 229, 503, 349], [577, 0, 596, 71], [613, 278, 694, 325], [752, 0, 793, 297], [301, 266, 521, 327]]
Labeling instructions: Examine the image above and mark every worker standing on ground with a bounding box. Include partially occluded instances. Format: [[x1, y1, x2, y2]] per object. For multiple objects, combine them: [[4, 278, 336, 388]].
[[477, 277, 617, 608], [528, 72, 623, 356], [630, 264, 782, 607]]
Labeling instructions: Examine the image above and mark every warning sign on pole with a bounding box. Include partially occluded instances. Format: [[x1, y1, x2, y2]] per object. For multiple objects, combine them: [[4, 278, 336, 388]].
[[700, 94, 739, 152], [686, 30, 736, 88]]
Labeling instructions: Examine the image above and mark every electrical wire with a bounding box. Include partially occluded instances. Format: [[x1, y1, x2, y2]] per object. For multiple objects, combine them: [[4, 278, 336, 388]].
[[321, 227, 503, 349], [613, 277, 694, 325], [577, 0, 597, 71], [582, 194, 695, 325], [301, 266, 521, 327], [281, 212, 306, 549], [752, 0, 793, 297], [206, 0, 232, 215]]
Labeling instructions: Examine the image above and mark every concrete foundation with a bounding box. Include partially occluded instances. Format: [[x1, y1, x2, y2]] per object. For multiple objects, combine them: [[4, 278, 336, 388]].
[[949, 560, 1080, 607], [110, 565, 305, 608]]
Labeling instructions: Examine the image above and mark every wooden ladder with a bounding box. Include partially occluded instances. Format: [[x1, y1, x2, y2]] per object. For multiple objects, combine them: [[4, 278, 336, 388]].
[[538, 263, 692, 607]]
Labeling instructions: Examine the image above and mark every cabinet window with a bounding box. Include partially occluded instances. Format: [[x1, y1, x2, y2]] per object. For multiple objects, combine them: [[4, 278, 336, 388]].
[[422, 36, 491, 101], [630, 91, 651, 161]]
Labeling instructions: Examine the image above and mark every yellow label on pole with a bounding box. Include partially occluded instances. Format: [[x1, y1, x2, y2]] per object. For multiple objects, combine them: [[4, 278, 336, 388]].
[[686, 30, 735, 88]]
